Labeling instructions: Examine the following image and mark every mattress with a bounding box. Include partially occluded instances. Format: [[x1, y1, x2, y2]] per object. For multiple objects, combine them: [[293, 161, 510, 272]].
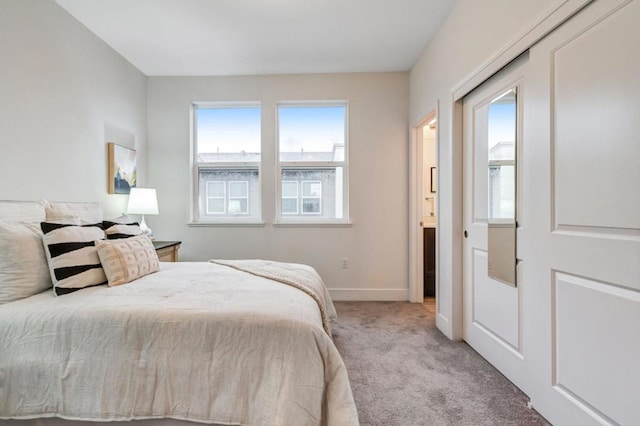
[[0, 262, 358, 425]]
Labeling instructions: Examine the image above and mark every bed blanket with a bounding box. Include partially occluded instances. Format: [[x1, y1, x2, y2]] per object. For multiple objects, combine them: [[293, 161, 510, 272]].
[[0, 262, 358, 426], [210, 259, 336, 336]]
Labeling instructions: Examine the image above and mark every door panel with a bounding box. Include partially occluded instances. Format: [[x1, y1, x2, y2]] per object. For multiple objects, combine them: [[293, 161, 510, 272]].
[[523, 0, 640, 424], [554, 273, 640, 425], [553, 0, 640, 231], [472, 249, 519, 348]]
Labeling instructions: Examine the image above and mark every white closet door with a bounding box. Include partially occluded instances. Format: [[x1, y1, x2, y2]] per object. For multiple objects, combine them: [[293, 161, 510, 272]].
[[522, 0, 640, 424], [462, 55, 529, 391]]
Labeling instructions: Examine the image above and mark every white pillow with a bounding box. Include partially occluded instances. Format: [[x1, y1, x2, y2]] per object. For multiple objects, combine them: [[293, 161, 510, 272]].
[[45, 201, 103, 224], [41, 222, 107, 296], [96, 234, 159, 286], [0, 221, 52, 304]]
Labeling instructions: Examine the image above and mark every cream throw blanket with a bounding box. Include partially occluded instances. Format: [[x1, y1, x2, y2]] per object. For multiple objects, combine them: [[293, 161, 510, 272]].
[[210, 259, 337, 335]]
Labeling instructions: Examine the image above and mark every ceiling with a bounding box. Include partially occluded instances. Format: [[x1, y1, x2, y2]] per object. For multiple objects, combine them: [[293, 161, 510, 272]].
[[55, 0, 456, 76]]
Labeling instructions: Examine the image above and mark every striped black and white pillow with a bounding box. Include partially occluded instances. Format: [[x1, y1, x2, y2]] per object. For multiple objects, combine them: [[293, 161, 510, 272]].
[[103, 220, 142, 239], [40, 222, 107, 296]]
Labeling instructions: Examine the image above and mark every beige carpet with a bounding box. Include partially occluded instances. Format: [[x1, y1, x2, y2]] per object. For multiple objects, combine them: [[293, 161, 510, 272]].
[[332, 302, 549, 426]]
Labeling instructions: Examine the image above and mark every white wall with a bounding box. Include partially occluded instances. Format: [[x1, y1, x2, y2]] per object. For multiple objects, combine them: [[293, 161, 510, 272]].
[[409, 0, 567, 338], [147, 73, 409, 300], [0, 0, 147, 219]]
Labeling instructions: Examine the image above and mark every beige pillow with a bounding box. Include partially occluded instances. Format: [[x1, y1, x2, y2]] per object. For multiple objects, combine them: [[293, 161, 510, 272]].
[[96, 234, 159, 286], [0, 221, 52, 304], [45, 201, 103, 224]]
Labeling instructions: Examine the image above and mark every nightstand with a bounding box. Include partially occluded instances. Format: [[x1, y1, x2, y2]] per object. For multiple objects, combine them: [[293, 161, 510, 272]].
[[153, 241, 181, 262]]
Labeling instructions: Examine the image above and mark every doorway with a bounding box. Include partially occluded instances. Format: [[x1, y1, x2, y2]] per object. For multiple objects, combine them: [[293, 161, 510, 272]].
[[421, 118, 437, 313], [409, 111, 438, 306]]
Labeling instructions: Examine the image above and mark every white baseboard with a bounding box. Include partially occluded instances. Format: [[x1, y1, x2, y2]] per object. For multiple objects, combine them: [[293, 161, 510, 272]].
[[328, 288, 409, 301]]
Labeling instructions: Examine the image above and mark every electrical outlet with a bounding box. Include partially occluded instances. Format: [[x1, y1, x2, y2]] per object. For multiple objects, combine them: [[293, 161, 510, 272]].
[[341, 257, 349, 269]]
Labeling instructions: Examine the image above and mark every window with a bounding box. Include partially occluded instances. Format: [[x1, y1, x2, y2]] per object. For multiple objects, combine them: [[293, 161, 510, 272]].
[[205, 181, 249, 215], [302, 181, 322, 214], [277, 102, 348, 222], [228, 181, 249, 214], [280, 180, 323, 215], [206, 181, 225, 214], [192, 103, 261, 222], [282, 181, 299, 214]]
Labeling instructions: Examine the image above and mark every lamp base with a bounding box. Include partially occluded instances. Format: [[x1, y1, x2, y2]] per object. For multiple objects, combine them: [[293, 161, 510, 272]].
[[139, 215, 154, 239]]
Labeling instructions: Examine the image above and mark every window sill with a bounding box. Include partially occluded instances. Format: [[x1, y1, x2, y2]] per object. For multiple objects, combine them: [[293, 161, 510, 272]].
[[273, 221, 353, 228], [187, 221, 265, 228]]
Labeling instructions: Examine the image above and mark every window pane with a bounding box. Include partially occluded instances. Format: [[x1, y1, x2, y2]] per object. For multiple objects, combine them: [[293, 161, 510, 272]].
[[229, 181, 248, 197], [228, 199, 248, 215], [302, 181, 321, 197], [196, 106, 261, 163], [282, 181, 298, 197], [207, 181, 225, 197], [302, 199, 321, 214], [488, 91, 516, 162], [282, 198, 297, 214], [207, 198, 225, 214], [489, 165, 515, 219], [199, 168, 259, 219], [278, 105, 345, 162]]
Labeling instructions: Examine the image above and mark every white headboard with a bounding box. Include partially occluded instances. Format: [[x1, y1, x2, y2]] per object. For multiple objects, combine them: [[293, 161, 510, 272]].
[[0, 200, 102, 223]]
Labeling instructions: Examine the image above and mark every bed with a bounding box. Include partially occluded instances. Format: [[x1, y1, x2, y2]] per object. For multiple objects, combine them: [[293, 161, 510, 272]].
[[0, 201, 359, 426]]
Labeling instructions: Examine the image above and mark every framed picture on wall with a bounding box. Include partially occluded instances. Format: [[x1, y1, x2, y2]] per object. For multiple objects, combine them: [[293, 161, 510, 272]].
[[107, 142, 137, 194], [430, 166, 436, 193]]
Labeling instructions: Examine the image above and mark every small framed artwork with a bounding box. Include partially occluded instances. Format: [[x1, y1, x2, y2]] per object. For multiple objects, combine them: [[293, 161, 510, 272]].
[[107, 143, 137, 194], [430, 167, 437, 193]]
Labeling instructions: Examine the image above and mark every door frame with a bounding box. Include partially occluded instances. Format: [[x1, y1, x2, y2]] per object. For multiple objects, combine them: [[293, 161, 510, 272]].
[[409, 107, 438, 304]]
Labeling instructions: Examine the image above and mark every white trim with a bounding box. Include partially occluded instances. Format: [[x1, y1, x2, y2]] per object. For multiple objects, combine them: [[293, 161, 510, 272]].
[[273, 221, 352, 228], [192, 101, 261, 109], [187, 221, 265, 227], [449, 96, 464, 340], [328, 288, 409, 301], [451, 0, 593, 101]]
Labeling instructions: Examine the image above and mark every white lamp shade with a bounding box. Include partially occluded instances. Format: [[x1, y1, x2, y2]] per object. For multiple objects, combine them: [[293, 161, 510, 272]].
[[126, 188, 159, 215]]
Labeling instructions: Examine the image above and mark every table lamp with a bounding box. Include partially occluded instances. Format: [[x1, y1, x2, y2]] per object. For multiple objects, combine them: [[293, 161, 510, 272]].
[[126, 188, 159, 238]]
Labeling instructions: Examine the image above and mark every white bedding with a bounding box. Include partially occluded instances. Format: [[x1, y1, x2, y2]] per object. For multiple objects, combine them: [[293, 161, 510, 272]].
[[0, 262, 358, 425]]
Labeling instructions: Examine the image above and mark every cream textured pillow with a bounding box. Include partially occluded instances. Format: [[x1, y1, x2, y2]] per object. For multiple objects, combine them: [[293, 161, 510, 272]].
[[96, 234, 159, 286], [0, 221, 52, 304]]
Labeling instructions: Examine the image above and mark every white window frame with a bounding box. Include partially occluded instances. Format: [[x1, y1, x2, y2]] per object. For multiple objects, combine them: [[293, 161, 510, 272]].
[[301, 180, 322, 215], [275, 101, 350, 224], [206, 181, 226, 215], [281, 181, 299, 215], [190, 102, 262, 225]]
